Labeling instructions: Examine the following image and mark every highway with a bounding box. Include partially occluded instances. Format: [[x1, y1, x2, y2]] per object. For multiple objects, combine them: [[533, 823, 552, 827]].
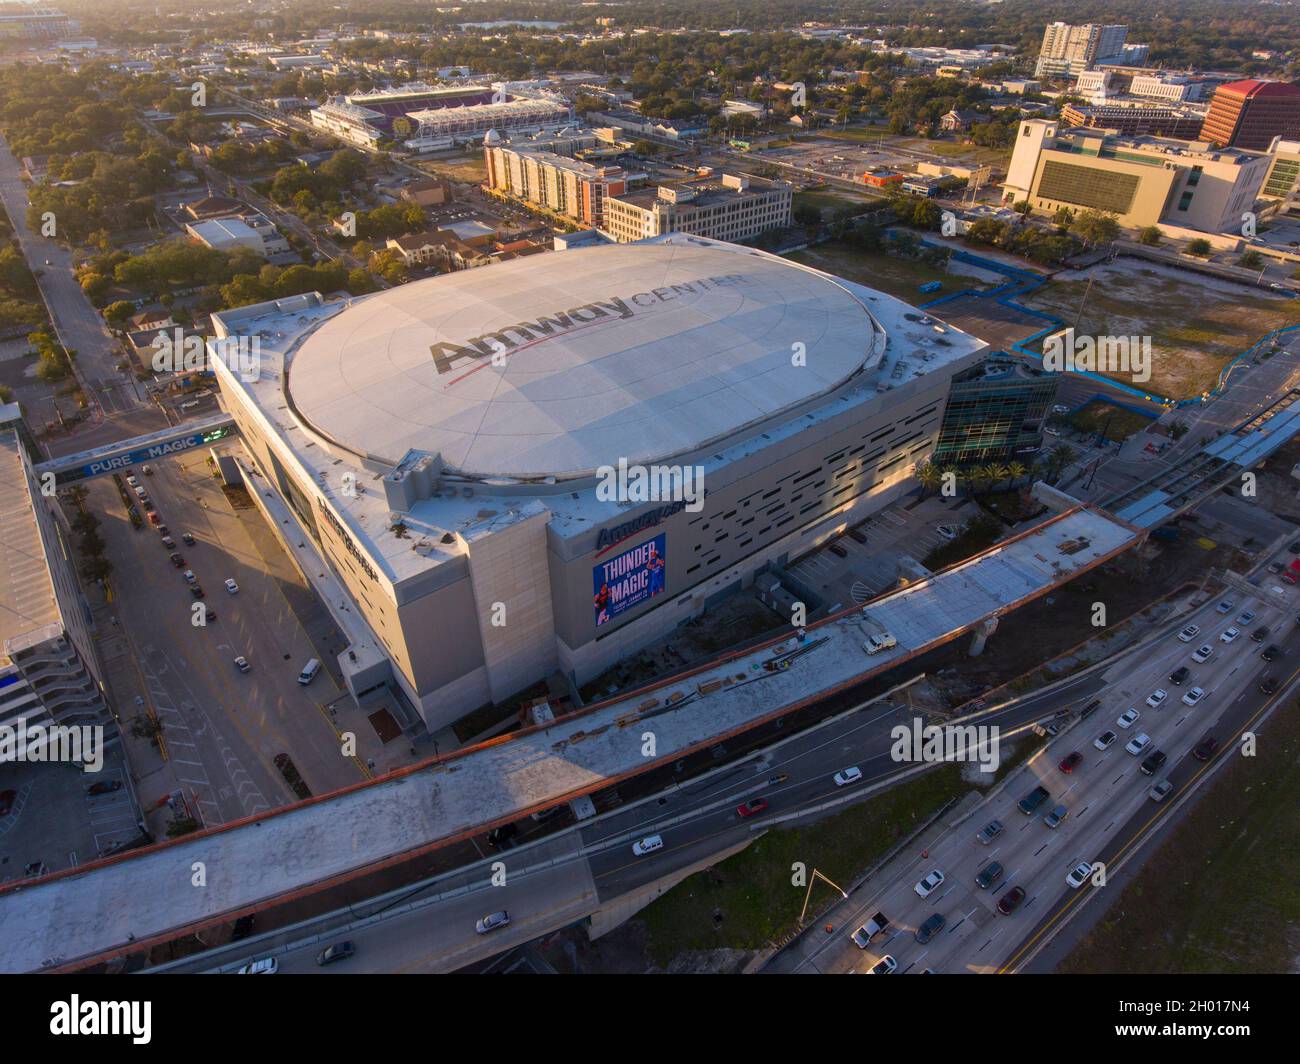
[[161, 668, 1103, 973], [772, 565, 1297, 975]]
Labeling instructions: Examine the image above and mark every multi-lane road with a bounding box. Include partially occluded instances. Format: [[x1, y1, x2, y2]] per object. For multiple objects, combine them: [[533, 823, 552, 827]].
[[775, 566, 1297, 975]]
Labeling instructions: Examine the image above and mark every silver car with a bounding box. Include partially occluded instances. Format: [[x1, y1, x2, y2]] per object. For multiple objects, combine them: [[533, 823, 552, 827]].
[[475, 910, 510, 934]]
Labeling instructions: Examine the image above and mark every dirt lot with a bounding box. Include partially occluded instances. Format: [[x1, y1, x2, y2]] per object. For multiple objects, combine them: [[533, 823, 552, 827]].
[[1022, 260, 1300, 400], [1061, 693, 1300, 973], [417, 154, 486, 184]]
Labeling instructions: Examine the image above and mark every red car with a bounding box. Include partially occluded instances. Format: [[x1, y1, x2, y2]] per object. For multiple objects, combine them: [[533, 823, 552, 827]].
[[147, 510, 161, 525], [736, 798, 769, 818], [997, 885, 1026, 915], [1058, 751, 1083, 774]]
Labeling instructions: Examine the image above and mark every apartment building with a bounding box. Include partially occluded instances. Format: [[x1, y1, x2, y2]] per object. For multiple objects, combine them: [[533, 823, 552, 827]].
[[1003, 119, 1271, 233], [1035, 22, 1129, 78], [484, 144, 626, 227], [1200, 80, 1300, 151], [0, 406, 112, 760], [602, 174, 792, 244]]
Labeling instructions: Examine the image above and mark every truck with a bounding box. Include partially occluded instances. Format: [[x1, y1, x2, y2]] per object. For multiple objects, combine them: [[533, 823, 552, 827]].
[[851, 912, 890, 948], [864, 632, 897, 655], [1017, 785, 1051, 816]]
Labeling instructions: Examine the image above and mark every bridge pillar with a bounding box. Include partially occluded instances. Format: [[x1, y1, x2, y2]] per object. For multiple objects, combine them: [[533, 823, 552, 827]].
[[968, 616, 999, 657]]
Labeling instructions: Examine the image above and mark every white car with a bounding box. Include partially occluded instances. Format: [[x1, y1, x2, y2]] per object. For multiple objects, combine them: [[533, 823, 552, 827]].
[[1182, 686, 1206, 706], [1145, 689, 1168, 708], [475, 910, 510, 934], [834, 766, 863, 787], [1177, 624, 1200, 643], [936, 524, 958, 541], [234, 656, 250, 673], [1220, 627, 1241, 643], [1215, 600, 1234, 614], [224, 578, 239, 594], [1237, 610, 1256, 625], [1116, 708, 1140, 729], [126, 475, 139, 487], [237, 957, 278, 975], [1125, 732, 1152, 756], [867, 955, 898, 975], [1192, 644, 1213, 663], [1093, 730, 1117, 750], [1067, 861, 1095, 889], [632, 834, 664, 856], [914, 869, 946, 898]]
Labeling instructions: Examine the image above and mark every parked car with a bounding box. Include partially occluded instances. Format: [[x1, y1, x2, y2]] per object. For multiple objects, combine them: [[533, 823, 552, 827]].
[[936, 524, 958, 541], [160, 536, 175, 549], [156, 524, 169, 536], [1094, 730, 1117, 750], [169, 552, 185, 568], [147, 510, 161, 526], [224, 578, 239, 594], [183, 569, 197, 584], [181, 531, 195, 545], [828, 543, 847, 557], [976, 818, 1004, 845], [1058, 751, 1083, 774], [234, 656, 250, 673], [190, 584, 205, 599], [87, 780, 122, 796], [914, 869, 946, 898], [848, 528, 868, 544], [996, 886, 1026, 915], [316, 941, 355, 966]]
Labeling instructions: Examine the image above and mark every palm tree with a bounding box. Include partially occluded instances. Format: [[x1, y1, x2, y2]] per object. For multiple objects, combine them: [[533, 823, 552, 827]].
[[917, 461, 943, 497], [982, 462, 1010, 491], [1006, 460, 1029, 488]]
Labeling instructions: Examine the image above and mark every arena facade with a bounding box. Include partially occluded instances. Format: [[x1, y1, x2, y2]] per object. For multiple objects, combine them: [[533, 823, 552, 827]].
[[209, 235, 988, 730]]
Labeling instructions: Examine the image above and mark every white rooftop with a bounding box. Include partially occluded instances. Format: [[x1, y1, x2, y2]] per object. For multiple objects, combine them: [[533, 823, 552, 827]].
[[287, 240, 882, 478]]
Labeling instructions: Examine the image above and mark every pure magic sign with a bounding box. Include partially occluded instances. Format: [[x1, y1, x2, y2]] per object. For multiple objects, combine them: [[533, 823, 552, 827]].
[[593, 534, 666, 627]]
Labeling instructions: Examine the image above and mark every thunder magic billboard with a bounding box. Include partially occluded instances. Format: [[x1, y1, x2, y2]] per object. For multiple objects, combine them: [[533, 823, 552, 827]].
[[593, 534, 666, 627]]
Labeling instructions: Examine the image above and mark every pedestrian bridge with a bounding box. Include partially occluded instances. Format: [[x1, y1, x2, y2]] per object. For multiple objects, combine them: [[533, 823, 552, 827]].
[[36, 414, 237, 486]]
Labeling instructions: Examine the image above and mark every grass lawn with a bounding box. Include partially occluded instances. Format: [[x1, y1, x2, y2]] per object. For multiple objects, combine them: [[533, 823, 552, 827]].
[[1062, 695, 1300, 973], [1067, 401, 1156, 443], [788, 241, 992, 305], [640, 762, 964, 962], [793, 188, 875, 219], [1023, 262, 1300, 401]]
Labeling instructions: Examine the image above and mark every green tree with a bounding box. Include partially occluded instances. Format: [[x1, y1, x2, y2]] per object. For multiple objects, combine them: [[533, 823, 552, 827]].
[[103, 300, 135, 328], [1069, 209, 1120, 248], [1185, 238, 1212, 257]]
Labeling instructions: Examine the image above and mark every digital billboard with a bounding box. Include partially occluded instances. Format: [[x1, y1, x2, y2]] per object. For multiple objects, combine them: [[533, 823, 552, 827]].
[[593, 534, 666, 627]]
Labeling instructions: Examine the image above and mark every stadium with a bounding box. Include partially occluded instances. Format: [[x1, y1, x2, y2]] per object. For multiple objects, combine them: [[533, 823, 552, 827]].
[[309, 82, 573, 150], [209, 235, 988, 730]]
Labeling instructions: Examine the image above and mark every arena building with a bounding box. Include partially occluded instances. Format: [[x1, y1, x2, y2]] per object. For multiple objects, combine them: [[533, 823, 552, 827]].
[[208, 235, 988, 731]]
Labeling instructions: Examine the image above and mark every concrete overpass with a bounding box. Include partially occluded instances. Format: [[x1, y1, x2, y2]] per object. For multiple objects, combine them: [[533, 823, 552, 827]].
[[0, 503, 1139, 972], [36, 413, 236, 485]]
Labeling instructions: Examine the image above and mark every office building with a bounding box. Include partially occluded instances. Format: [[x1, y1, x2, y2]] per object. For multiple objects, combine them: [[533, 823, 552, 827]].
[[602, 174, 791, 243], [1060, 101, 1207, 139], [1003, 119, 1270, 233], [933, 358, 1059, 466], [1199, 79, 1300, 151]]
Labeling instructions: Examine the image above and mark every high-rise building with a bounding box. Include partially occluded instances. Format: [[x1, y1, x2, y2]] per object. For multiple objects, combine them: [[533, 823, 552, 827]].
[[933, 358, 1060, 466], [1199, 80, 1300, 151], [0, 405, 113, 759], [1035, 22, 1129, 78]]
